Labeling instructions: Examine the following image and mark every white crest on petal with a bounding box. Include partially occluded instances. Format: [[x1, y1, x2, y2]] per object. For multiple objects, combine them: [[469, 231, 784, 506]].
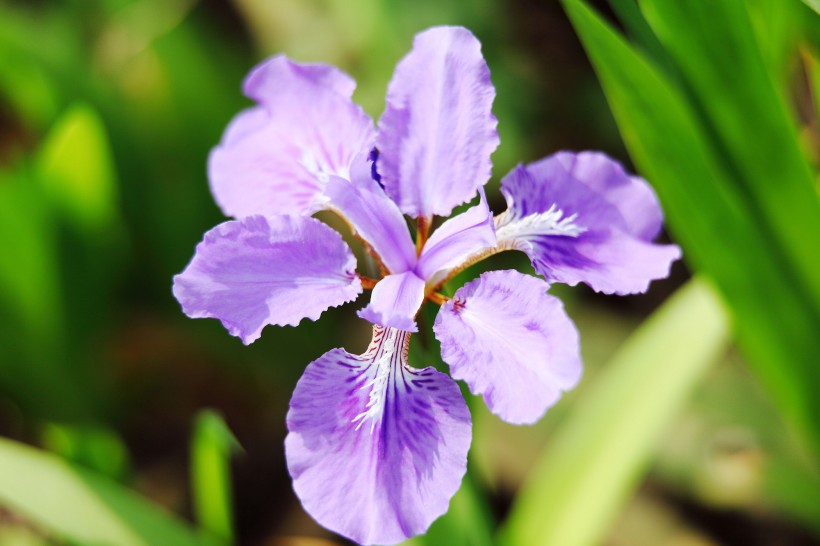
[[495, 201, 586, 245], [300, 150, 349, 186], [350, 326, 409, 434]]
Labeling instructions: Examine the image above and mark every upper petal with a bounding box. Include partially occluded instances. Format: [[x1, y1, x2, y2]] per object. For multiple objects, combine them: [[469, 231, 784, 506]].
[[377, 26, 499, 218], [496, 157, 681, 295], [357, 271, 426, 332], [244, 56, 358, 102], [209, 56, 376, 218], [172, 215, 362, 344], [325, 155, 417, 274], [416, 189, 496, 281], [433, 270, 582, 425], [285, 326, 471, 545]]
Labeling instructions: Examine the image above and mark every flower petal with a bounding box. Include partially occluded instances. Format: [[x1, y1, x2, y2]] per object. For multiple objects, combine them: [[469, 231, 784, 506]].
[[434, 270, 581, 425], [172, 215, 362, 344], [551, 151, 663, 241], [358, 272, 426, 332], [416, 189, 496, 281], [244, 56, 358, 102], [377, 26, 499, 218], [209, 56, 376, 218], [285, 326, 471, 545], [496, 158, 681, 295], [520, 231, 682, 296], [325, 155, 417, 274]]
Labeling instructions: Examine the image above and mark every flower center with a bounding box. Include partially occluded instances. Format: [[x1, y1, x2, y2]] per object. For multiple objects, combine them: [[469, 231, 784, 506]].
[[351, 327, 410, 434], [300, 150, 336, 184], [495, 203, 587, 242]]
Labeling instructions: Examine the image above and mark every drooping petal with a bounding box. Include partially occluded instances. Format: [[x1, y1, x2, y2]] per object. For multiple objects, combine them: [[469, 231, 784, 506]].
[[551, 151, 663, 240], [416, 189, 496, 281], [496, 158, 681, 295], [173, 215, 361, 344], [518, 230, 683, 296], [286, 326, 471, 545], [377, 26, 499, 218], [358, 272, 426, 332], [325, 155, 417, 274], [209, 56, 376, 218], [498, 160, 622, 234], [433, 270, 581, 425]]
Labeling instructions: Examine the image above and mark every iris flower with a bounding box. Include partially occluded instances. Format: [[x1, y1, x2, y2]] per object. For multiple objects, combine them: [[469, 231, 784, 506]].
[[173, 26, 680, 545]]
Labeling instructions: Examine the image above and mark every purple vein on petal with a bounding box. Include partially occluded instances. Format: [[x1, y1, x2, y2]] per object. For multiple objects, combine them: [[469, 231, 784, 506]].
[[209, 55, 376, 218], [172, 215, 362, 345], [285, 326, 471, 545]]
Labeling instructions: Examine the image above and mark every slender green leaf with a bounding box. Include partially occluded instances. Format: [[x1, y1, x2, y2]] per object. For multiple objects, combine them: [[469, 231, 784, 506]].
[[0, 168, 60, 338], [190, 410, 241, 544], [37, 102, 119, 232], [560, 0, 820, 454], [0, 437, 222, 546], [638, 0, 820, 314], [0, 167, 90, 419], [802, 0, 820, 16], [500, 279, 730, 546], [42, 423, 129, 480], [605, 0, 669, 66]]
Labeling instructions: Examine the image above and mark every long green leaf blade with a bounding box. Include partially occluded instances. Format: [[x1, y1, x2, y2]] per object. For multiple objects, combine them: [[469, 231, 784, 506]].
[[560, 0, 820, 454], [190, 410, 241, 543], [0, 437, 221, 546], [37, 102, 120, 232], [638, 0, 820, 314], [500, 279, 730, 546]]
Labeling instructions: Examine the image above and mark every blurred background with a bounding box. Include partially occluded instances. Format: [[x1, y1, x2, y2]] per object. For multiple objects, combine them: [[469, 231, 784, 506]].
[[0, 1, 818, 545]]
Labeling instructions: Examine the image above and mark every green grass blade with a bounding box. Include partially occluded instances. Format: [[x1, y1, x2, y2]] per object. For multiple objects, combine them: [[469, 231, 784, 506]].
[[560, 0, 820, 454], [37, 102, 120, 233], [801, 0, 820, 15], [500, 279, 730, 546], [190, 410, 242, 544], [0, 437, 222, 546], [605, 0, 669, 66], [638, 0, 820, 315]]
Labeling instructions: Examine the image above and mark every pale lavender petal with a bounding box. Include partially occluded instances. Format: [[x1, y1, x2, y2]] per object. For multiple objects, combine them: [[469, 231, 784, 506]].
[[209, 56, 375, 218], [521, 231, 682, 295], [433, 270, 581, 425], [498, 160, 622, 235], [358, 272, 426, 332], [244, 56, 357, 102], [286, 326, 471, 545], [172, 216, 361, 345], [551, 151, 663, 240], [377, 26, 499, 218], [496, 158, 681, 295], [325, 155, 417, 274], [416, 189, 496, 281]]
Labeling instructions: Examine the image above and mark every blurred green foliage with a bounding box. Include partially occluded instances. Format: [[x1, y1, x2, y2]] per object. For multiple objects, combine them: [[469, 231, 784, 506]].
[[501, 279, 731, 546], [0, 436, 223, 546], [0, 0, 817, 545], [191, 410, 242, 543]]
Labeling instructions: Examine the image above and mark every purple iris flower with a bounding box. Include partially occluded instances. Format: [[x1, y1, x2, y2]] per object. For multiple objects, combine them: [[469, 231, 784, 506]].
[[173, 26, 680, 545]]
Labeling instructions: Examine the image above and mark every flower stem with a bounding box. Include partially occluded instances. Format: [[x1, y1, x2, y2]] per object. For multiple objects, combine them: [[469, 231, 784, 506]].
[[428, 292, 450, 305], [416, 216, 432, 256], [359, 276, 379, 290]]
